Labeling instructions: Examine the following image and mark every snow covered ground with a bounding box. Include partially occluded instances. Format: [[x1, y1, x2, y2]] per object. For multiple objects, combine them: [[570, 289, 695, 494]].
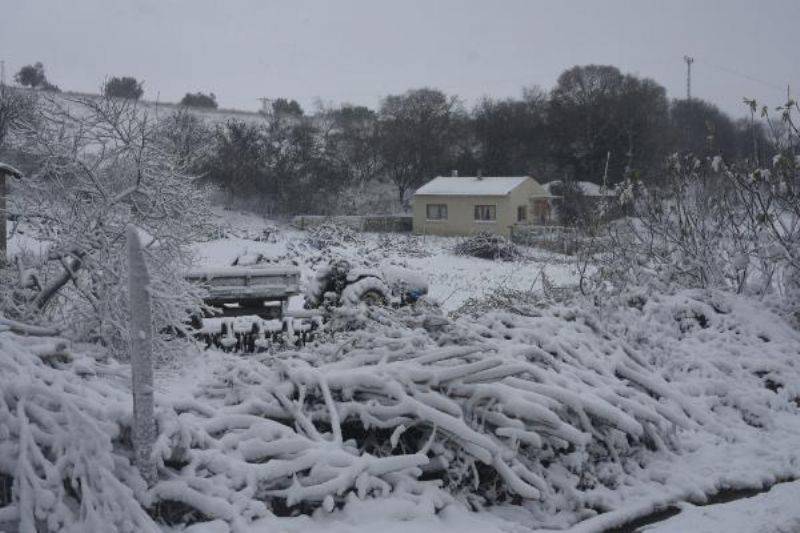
[[3, 208, 800, 533], [643, 480, 800, 533], [190, 208, 579, 312], [177, 210, 800, 532]]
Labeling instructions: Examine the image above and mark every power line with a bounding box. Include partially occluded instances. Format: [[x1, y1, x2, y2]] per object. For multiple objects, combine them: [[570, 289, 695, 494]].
[[696, 58, 786, 93]]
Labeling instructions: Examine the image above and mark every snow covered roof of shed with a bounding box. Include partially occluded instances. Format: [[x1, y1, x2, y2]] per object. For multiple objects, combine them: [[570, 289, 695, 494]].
[[414, 176, 533, 196]]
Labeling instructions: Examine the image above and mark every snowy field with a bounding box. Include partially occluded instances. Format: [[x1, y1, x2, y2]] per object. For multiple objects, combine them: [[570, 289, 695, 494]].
[[190, 208, 579, 313], [3, 209, 800, 533]]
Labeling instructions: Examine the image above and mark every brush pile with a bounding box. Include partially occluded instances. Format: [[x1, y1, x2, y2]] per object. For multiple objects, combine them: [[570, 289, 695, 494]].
[[2, 287, 799, 531], [453, 232, 520, 261]]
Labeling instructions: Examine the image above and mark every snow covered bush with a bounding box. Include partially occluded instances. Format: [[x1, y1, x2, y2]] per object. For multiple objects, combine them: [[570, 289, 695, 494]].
[[588, 99, 800, 312], [3, 94, 211, 359], [453, 232, 520, 261]]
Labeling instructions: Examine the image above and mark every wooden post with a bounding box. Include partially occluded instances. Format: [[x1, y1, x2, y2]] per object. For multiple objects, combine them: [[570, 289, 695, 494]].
[[0, 172, 6, 264], [127, 225, 157, 486]]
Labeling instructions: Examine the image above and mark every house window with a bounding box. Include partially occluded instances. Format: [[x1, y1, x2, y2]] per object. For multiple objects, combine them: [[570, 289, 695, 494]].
[[426, 204, 448, 220], [517, 205, 527, 222], [474, 205, 496, 221]]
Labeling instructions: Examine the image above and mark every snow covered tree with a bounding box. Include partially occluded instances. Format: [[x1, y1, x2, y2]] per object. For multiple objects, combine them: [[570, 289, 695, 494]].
[[270, 97, 304, 117], [180, 91, 217, 109], [4, 93, 210, 358], [377, 88, 463, 206], [0, 84, 38, 150], [14, 63, 47, 89], [104, 76, 144, 100], [155, 107, 213, 172], [548, 65, 670, 186]]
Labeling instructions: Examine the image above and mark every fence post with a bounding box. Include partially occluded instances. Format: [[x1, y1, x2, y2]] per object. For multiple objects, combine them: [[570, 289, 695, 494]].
[[126, 225, 157, 486]]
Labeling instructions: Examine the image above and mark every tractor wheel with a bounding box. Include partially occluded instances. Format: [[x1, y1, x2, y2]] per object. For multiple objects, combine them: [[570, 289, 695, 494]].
[[340, 277, 390, 307]]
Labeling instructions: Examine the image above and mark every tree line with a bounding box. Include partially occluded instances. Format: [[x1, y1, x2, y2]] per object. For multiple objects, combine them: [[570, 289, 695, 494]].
[[7, 61, 774, 215], [194, 64, 771, 214]]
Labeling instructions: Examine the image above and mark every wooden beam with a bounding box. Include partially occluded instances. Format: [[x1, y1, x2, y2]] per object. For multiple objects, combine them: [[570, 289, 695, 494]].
[[1, 172, 6, 264]]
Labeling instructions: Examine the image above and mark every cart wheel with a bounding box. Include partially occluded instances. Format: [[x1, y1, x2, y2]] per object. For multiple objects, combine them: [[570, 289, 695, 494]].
[[341, 277, 390, 307]]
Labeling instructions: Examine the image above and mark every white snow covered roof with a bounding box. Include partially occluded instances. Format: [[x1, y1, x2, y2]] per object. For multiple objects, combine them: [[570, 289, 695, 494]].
[[414, 176, 532, 196]]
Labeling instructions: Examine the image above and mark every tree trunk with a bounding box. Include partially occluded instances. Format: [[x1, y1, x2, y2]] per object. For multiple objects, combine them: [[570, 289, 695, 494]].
[[126, 225, 157, 486]]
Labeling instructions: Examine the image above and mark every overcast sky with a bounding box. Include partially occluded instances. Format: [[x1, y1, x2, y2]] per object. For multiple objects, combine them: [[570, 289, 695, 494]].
[[2, 0, 798, 117]]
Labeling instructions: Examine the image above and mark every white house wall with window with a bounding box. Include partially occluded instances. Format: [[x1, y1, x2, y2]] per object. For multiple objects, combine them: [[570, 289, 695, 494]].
[[412, 175, 552, 237]]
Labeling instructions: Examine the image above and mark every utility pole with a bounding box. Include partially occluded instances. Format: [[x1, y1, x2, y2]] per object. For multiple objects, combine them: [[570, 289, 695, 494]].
[[1, 60, 5, 86], [683, 55, 694, 100], [257, 97, 271, 114]]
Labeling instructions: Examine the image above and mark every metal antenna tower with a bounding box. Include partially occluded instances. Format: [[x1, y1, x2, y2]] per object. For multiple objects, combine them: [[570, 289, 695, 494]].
[[257, 97, 271, 113], [684, 55, 694, 100]]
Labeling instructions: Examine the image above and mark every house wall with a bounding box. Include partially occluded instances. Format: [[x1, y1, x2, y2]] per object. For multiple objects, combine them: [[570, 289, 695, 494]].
[[413, 193, 511, 237], [412, 178, 551, 237], [512, 178, 548, 226]]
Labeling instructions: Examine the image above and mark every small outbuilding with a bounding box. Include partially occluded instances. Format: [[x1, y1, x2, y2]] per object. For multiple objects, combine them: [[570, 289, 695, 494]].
[[412, 175, 553, 238]]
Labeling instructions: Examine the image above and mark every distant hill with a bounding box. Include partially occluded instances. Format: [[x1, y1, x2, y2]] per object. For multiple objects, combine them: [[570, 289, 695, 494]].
[[14, 86, 266, 126]]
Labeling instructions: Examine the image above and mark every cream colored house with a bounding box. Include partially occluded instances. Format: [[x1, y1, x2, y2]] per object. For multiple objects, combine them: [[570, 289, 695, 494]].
[[412, 175, 554, 238]]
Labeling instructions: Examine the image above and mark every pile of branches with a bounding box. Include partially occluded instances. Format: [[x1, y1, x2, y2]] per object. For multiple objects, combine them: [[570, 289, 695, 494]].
[[375, 234, 431, 258], [4, 287, 800, 531], [304, 222, 365, 250], [0, 328, 157, 532], [153, 307, 705, 520], [453, 232, 520, 261]]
